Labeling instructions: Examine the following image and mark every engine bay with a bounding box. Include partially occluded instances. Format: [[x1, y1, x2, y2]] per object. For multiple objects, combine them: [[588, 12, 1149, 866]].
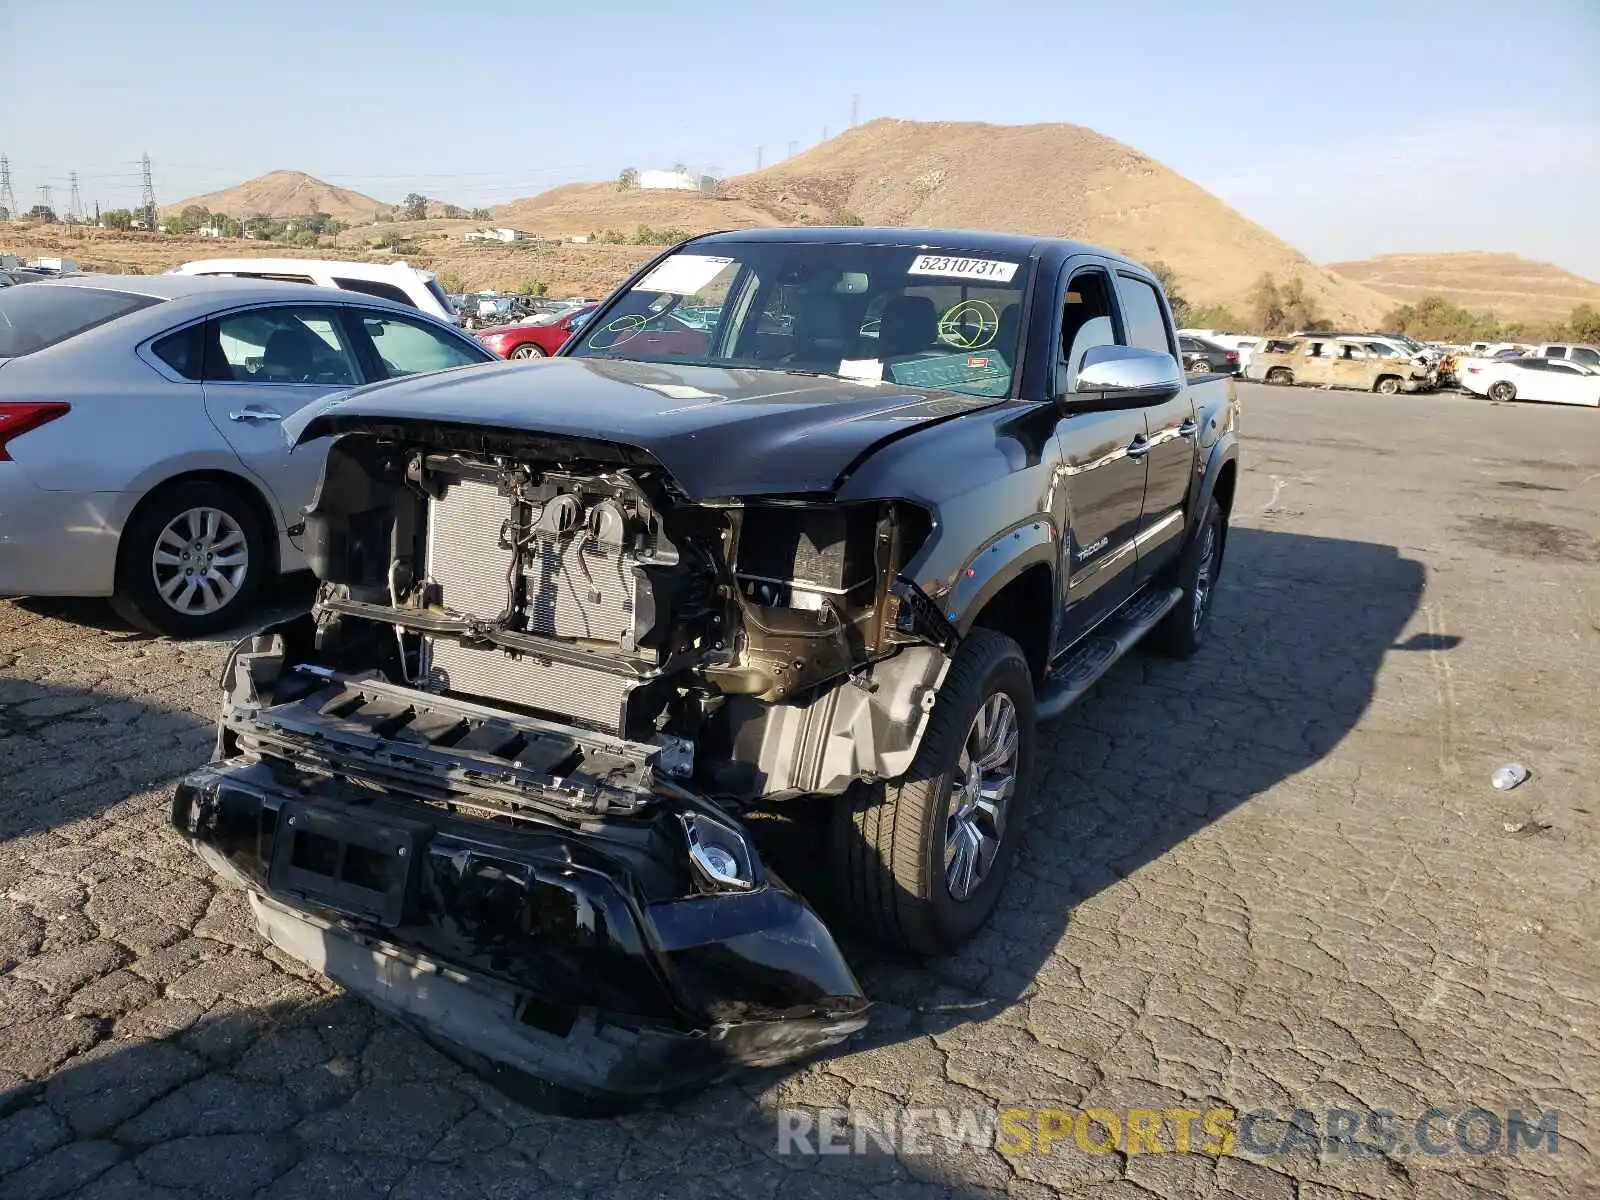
[[295, 431, 940, 793]]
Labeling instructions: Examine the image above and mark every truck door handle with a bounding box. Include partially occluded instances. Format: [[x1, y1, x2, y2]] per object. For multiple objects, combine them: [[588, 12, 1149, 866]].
[[229, 407, 283, 422], [1177, 418, 1197, 438], [1125, 436, 1150, 459]]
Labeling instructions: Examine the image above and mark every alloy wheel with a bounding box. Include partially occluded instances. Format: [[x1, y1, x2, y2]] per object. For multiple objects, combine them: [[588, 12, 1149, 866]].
[[1192, 520, 1218, 631], [945, 693, 1019, 901], [151, 506, 249, 616]]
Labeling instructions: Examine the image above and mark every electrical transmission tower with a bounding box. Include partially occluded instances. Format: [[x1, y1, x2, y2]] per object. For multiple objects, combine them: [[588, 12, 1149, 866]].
[[38, 184, 54, 219], [67, 171, 84, 223], [139, 153, 157, 232], [0, 156, 16, 221], [851, 94, 860, 126]]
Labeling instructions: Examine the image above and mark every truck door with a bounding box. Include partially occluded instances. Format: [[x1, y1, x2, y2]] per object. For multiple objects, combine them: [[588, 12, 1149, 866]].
[[1112, 271, 1193, 584], [1051, 263, 1147, 640]]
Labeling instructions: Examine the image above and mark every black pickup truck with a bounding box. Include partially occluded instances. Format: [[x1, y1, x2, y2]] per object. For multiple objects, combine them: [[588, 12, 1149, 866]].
[[173, 228, 1240, 1106]]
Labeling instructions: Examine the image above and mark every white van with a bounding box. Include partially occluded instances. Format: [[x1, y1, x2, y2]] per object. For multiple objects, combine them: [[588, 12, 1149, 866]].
[[172, 258, 458, 324]]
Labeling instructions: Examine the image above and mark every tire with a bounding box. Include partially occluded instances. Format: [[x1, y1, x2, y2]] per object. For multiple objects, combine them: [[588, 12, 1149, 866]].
[[1488, 380, 1516, 403], [111, 480, 268, 638], [1188, 359, 1211, 375], [1150, 499, 1224, 659], [831, 628, 1036, 955], [1375, 376, 1401, 395], [1265, 367, 1294, 386], [510, 343, 545, 360]]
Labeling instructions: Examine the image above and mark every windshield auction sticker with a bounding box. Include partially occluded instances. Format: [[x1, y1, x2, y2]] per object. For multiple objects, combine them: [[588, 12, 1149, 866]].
[[634, 254, 734, 295], [908, 255, 1020, 283]]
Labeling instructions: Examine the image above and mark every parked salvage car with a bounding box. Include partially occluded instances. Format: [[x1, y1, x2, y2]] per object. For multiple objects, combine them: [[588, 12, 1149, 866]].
[[1248, 335, 1436, 393], [1460, 355, 1600, 407], [1178, 334, 1239, 375], [0, 275, 494, 635], [172, 227, 1240, 1105], [474, 302, 598, 358]]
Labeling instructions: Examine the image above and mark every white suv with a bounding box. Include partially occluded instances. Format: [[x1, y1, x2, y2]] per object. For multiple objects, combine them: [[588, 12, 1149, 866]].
[[172, 259, 458, 324]]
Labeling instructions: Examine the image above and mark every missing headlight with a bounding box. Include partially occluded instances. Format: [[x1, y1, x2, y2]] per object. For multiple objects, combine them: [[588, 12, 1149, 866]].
[[679, 811, 759, 891]]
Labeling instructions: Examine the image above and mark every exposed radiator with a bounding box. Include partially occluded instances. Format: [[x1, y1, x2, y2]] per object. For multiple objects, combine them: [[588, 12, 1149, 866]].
[[423, 479, 640, 731], [425, 480, 636, 641]]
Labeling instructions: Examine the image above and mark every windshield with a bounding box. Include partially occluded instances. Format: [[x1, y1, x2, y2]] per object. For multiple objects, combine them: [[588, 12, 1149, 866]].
[[566, 242, 1032, 397], [0, 285, 161, 357]]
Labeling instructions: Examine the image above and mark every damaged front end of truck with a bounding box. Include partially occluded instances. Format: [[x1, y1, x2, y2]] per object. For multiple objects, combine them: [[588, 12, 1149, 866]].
[[172, 368, 975, 1105]]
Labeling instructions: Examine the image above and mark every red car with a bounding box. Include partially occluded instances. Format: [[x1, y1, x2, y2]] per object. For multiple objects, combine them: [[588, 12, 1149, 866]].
[[474, 303, 598, 360]]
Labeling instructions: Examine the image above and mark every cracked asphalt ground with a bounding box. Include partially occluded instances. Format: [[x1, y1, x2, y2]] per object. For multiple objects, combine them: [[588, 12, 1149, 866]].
[[2, 383, 1597, 1200]]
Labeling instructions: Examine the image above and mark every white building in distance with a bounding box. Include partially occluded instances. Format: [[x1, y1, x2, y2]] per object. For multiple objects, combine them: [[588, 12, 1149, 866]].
[[638, 170, 716, 193]]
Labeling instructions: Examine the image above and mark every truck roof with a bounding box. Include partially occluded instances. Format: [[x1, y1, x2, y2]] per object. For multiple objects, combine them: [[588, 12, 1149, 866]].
[[689, 226, 1150, 273]]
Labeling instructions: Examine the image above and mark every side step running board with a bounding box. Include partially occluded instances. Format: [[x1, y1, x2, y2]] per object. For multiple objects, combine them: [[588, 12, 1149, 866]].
[[1035, 587, 1182, 721]]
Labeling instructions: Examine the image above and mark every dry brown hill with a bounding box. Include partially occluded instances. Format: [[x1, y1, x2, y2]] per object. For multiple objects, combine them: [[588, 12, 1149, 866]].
[[1328, 252, 1600, 325], [712, 118, 1395, 325], [490, 183, 783, 238], [163, 170, 391, 225]]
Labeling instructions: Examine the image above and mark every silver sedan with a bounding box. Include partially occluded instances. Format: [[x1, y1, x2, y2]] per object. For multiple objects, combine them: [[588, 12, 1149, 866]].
[[0, 274, 495, 635]]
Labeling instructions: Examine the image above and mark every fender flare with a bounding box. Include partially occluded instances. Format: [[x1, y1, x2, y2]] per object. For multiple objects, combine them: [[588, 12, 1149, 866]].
[[941, 518, 1058, 634], [1189, 434, 1239, 535]]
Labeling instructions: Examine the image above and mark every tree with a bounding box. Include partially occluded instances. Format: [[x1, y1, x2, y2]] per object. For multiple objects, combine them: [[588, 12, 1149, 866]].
[[1147, 261, 1191, 326], [101, 209, 135, 231], [402, 192, 428, 221], [1278, 276, 1324, 332], [28, 205, 56, 222], [470, 207, 491, 219], [1247, 273, 1284, 333], [516, 279, 549, 296], [1567, 303, 1600, 344], [616, 167, 638, 192], [1381, 295, 1499, 343]]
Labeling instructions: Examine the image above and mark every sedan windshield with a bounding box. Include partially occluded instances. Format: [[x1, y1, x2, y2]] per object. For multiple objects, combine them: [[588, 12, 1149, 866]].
[[0, 284, 161, 357], [565, 242, 1033, 398]]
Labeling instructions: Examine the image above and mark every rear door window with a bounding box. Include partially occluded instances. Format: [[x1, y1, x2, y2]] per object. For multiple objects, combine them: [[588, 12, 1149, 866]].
[[0, 285, 161, 356], [205, 306, 361, 385], [1112, 274, 1174, 355]]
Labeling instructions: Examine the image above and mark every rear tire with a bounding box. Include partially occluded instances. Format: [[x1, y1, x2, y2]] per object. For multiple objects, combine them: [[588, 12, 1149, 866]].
[[1265, 367, 1294, 386], [831, 628, 1036, 955], [1375, 376, 1401, 395], [1488, 380, 1516, 403], [1188, 358, 1211, 375], [1151, 500, 1224, 659], [111, 480, 268, 638], [510, 343, 546, 359]]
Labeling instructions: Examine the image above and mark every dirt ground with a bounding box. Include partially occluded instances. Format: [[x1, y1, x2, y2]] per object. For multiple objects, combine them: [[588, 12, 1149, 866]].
[[1, 384, 1597, 1198]]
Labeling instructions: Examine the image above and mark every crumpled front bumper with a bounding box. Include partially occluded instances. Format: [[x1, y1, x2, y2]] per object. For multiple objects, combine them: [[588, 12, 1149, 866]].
[[172, 755, 868, 1109]]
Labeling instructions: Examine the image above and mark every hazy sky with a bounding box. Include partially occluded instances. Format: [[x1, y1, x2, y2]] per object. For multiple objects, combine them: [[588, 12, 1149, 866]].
[[4, 0, 1597, 277]]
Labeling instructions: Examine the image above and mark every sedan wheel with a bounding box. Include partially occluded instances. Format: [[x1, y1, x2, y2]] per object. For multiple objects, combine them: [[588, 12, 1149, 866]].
[[1488, 380, 1516, 403], [151, 507, 249, 617], [1188, 359, 1211, 375], [112, 481, 266, 637], [510, 343, 545, 359]]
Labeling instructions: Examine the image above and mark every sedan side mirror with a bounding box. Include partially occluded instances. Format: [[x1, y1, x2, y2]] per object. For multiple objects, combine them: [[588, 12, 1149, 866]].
[[1059, 345, 1184, 411]]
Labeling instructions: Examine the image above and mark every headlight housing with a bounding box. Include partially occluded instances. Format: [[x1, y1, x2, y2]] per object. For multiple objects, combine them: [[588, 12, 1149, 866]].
[[679, 811, 760, 892]]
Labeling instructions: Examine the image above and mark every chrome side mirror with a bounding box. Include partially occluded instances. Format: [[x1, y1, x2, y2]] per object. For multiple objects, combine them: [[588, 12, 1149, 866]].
[[1059, 345, 1184, 411]]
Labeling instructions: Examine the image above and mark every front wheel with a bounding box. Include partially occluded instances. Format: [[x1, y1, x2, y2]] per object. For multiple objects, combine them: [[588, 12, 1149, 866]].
[[1375, 376, 1401, 395], [1488, 380, 1516, 403], [832, 628, 1036, 955], [1265, 367, 1294, 386], [510, 343, 546, 359], [111, 481, 267, 638], [1151, 499, 1224, 658]]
